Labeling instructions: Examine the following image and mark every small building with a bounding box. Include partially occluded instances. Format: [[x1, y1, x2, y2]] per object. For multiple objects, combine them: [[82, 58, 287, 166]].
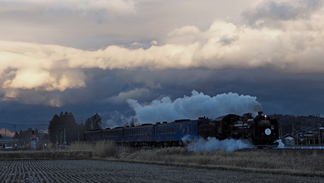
[[295, 128, 324, 145], [282, 134, 295, 146]]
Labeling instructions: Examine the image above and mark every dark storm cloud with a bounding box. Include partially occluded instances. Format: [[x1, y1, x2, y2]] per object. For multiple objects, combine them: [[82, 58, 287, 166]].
[[2, 67, 324, 131], [91, 68, 324, 116], [242, 0, 323, 25], [96, 68, 324, 126]]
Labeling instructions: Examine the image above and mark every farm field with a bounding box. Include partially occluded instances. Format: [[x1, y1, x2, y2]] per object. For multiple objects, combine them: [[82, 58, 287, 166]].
[[0, 160, 323, 183], [1, 141, 324, 182]]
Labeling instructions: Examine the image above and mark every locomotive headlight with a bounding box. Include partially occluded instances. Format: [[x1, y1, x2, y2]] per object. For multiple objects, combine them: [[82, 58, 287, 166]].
[[265, 128, 271, 135]]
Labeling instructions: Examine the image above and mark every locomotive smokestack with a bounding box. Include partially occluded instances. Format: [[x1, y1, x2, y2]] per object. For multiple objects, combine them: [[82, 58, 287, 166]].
[[258, 111, 263, 116], [254, 104, 262, 114]]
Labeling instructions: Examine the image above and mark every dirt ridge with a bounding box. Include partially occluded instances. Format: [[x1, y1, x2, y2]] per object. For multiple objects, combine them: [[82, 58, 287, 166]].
[[0, 151, 93, 160]]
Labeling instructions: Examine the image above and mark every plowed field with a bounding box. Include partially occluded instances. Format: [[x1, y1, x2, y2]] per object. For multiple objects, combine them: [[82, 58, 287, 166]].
[[0, 160, 322, 183]]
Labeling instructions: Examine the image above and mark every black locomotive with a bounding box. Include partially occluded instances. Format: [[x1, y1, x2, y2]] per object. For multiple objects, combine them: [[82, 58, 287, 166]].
[[199, 111, 279, 145]]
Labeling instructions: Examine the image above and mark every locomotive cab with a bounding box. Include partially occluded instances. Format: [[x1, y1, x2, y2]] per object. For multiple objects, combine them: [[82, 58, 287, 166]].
[[197, 117, 215, 140], [198, 122, 216, 139]]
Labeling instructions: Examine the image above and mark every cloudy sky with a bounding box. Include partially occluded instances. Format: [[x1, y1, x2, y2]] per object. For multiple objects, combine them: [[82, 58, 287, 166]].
[[1, 0, 324, 133]]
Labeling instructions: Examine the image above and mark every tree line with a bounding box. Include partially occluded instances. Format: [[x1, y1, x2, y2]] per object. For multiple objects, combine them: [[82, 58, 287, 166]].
[[48, 111, 102, 144], [13, 128, 49, 141]]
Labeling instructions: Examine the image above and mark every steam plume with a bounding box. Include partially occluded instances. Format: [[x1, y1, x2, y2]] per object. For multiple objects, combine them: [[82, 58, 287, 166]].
[[127, 90, 262, 123], [182, 135, 254, 152]]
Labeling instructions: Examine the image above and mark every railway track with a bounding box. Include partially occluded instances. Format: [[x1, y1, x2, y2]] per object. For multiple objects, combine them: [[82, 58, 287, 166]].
[[237, 147, 324, 154]]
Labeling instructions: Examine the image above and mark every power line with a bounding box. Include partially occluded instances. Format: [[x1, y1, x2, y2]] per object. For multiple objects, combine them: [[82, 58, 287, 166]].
[[0, 122, 48, 126]]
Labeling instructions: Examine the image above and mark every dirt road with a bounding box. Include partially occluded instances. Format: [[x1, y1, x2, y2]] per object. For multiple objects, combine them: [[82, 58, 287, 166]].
[[0, 160, 322, 183]]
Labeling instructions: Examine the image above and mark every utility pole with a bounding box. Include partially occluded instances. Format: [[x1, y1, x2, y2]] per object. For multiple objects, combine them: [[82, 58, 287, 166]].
[[64, 128, 66, 145], [280, 122, 283, 139], [14, 125, 16, 139], [60, 129, 63, 145], [313, 114, 315, 128], [313, 114, 316, 145], [14, 124, 17, 148]]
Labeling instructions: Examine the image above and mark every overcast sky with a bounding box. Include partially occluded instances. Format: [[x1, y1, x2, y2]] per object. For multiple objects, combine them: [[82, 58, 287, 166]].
[[1, 0, 324, 133]]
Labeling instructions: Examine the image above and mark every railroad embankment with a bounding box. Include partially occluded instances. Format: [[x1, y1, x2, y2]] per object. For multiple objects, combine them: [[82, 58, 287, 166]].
[[0, 150, 92, 160]]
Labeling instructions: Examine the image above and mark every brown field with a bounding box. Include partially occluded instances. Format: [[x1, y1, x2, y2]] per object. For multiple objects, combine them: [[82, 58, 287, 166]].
[[0, 160, 323, 183]]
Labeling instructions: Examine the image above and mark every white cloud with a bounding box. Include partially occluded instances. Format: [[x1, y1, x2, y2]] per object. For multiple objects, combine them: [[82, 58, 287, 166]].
[[1, 0, 324, 106], [0, 42, 87, 92], [4, 19, 321, 73], [0, 0, 137, 16], [0, 0, 253, 49], [167, 26, 200, 37], [150, 40, 157, 45], [3, 69, 54, 90], [1, 9, 324, 95]]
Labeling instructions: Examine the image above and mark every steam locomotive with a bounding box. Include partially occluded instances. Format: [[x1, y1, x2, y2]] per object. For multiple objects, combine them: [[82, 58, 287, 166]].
[[84, 111, 279, 148], [199, 111, 279, 146]]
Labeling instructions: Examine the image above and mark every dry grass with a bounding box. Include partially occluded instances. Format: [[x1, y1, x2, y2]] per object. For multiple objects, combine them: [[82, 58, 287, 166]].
[[64, 141, 324, 176], [2, 140, 323, 177], [117, 147, 324, 175], [68, 141, 94, 151], [94, 141, 118, 158], [68, 140, 117, 158]]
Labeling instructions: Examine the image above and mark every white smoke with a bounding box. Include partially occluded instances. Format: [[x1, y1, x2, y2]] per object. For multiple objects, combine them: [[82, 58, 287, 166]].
[[182, 135, 255, 152], [104, 111, 132, 129], [276, 139, 285, 149], [127, 90, 262, 124]]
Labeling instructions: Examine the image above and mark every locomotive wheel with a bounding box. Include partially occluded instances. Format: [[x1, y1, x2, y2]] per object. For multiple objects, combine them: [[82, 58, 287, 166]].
[[247, 132, 254, 144]]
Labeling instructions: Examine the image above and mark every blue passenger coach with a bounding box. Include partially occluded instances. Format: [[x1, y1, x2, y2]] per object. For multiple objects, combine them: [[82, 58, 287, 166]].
[[84, 129, 102, 141], [154, 117, 209, 147], [124, 124, 155, 147], [102, 127, 124, 144], [84, 117, 211, 147]]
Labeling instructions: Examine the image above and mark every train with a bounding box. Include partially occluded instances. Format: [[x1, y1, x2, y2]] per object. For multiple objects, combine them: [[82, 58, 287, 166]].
[[199, 111, 279, 145], [84, 111, 279, 148]]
